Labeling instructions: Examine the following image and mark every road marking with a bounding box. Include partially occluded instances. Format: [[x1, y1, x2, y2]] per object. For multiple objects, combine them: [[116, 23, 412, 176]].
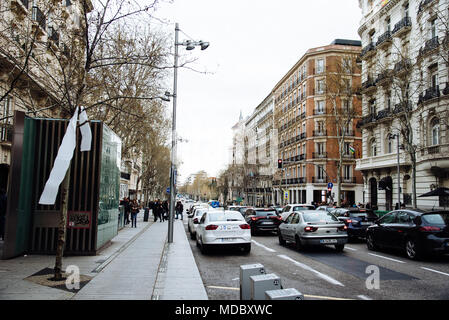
[[420, 267, 449, 277], [277, 254, 345, 287], [206, 286, 353, 300], [368, 253, 406, 264], [345, 246, 357, 251], [251, 240, 277, 253], [357, 295, 372, 300]]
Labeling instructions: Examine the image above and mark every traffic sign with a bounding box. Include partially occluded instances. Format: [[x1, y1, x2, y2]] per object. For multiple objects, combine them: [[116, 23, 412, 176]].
[[327, 182, 333, 189], [166, 187, 170, 194]]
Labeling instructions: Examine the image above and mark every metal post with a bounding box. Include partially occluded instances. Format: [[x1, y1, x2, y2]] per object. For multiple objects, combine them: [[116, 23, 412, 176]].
[[168, 23, 179, 243], [397, 133, 401, 208]]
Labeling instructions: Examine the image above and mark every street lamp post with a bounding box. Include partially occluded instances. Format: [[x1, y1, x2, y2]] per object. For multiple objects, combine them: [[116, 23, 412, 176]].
[[389, 133, 401, 208], [168, 23, 209, 243]]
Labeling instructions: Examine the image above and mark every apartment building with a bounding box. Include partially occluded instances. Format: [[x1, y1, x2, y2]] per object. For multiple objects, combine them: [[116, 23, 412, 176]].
[[243, 94, 278, 206], [273, 39, 363, 206], [356, 0, 449, 210], [0, 0, 90, 190]]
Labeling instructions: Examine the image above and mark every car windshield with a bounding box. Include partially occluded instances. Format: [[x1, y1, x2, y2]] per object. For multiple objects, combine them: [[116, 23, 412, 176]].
[[302, 211, 339, 223], [255, 210, 277, 217], [350, 213, 367, 219], [293, 206, 313, 211], [208, 212, 244, 222], [422, 213, 449, 226]]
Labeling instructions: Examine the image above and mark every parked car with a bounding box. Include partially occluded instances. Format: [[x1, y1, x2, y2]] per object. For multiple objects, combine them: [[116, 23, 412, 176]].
[[366, 209, 449, 260], [280, 204, 316, 221], [272, 205, 284, 215], [187, 203, 209, 216], [188, 207, 214, 239], [195, 210, 251, 254], [228, 206, 253, 217], [332, 207, 377, 241], [278, 210, 348, 252], [244, 208, 282, 235], [316, 206, 337, 213]]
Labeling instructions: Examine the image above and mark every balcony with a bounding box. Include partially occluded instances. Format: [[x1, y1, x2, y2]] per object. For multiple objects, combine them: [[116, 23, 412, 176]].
[[312, 177, 327, 184], [362, 76, 377, 94], [300, 132, 306, 140], [392, 17, 412, 37], [393, 101, 412, 114], [443, 83, 449, 96], [342, 153, 355, 160], [356, 152, 409, 172], [418, 86, 440, 104], [312, 152, 327, 159], [375, 69, 392, 86], [393, 59, 411, 74], [342, 177, 357, 184], [313, 109, 326, 116], [418, 37, 439, 60], [376, 31, 392, 49], [300, 111, 306, 119], [313, 130, 327, 137], [360, 42, 376, 60], [357, 113, 376, 128], [0, 124, 13, 143], [375, 108, 392, 122]]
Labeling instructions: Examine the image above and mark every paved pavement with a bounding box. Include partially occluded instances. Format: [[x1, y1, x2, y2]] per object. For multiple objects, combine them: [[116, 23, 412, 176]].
[[0, 211, 208, 300]]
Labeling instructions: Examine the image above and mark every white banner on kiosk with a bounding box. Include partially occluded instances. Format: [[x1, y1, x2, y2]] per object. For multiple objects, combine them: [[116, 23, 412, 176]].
[[38, 107, 92, 205]]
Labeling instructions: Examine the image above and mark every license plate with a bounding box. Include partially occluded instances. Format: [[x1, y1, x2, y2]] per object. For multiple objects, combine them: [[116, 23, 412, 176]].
[[361, 222, 373, 226], [261, 222, 273, 225], [221, 238, 237, 242], [219, 225, 238, 231], [320, 239, 338, 244]]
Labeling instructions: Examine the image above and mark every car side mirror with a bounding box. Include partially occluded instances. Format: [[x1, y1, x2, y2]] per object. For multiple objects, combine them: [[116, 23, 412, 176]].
[[193, 218, 199, 224]]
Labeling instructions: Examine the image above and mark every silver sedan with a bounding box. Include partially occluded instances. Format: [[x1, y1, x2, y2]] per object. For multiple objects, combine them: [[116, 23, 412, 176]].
[[278, 210, 348, 252]]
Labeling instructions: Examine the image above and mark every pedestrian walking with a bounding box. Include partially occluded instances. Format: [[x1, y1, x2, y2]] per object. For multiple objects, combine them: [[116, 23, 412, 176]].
[[162, 200, 169, 222], [123, 197, 131, 225], [175, 201, 184, 220], [130, 199, 140, 228], [0, 188, 6, 241], [154, 199, 163, 222]]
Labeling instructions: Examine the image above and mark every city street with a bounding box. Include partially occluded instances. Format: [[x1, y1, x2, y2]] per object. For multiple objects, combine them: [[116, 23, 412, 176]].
[[182, 220, 449, 300]]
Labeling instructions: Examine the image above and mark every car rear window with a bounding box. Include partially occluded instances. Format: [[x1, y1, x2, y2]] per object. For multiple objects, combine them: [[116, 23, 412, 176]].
[[302, 211, 339, 223], [255, 210, 277, 217], [208, 212, 244, 222], [293, 206, 314, 211], [350, 213, 367, 218], [422, 213, 449, 225]]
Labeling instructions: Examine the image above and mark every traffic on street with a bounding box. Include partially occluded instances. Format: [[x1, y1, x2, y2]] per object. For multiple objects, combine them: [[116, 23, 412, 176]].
[[181, 199, 449, 300]]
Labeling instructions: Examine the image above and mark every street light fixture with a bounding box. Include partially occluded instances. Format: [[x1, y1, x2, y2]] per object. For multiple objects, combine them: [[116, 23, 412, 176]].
[[168, 23, 209, 244]]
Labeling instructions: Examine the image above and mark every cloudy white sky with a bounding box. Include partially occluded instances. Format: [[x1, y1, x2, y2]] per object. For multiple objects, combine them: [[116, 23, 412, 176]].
[[152, 0, 363, 184]]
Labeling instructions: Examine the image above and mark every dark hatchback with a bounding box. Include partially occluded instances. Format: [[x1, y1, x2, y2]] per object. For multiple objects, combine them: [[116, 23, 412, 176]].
[[332, 208, 377, 240], [366, 209, 449, 260], [244, 208, 282, 235]]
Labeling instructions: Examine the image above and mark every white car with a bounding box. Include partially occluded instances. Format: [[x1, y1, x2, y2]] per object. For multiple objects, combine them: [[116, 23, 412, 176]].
[[280, 204, 316, 221], [188, 207, 222, 239], [195, 210, 251, 254]]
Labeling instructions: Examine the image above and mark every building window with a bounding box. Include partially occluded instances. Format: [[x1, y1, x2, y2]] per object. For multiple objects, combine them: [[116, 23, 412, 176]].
[[430, 18, 437, 39], [316, 58, 325, 74], [316, 100, 325, 113], [369, 99, 376, 115], [1, 96, 12, 125], [317, 165, 325, 179], [431, 118, 440, 146], [343, 165, 351, 180], [370, 138, 377, 157], [316, 79, 325, 94]]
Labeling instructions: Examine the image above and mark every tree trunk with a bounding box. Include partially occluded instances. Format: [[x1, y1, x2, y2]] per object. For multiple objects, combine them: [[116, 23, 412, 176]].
[[53, 168, 70, 280]]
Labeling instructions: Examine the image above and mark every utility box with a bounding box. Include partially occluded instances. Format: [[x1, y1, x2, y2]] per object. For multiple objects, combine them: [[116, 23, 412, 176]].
[[265, 288, 304, 300], [240, 264, 266, 300], [250, 273, 281, 300]]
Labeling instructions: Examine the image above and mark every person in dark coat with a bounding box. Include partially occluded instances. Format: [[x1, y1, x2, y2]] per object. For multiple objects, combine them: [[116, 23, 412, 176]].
[[123, 197, 131, 225], [162, 200, 169, 222], [0, 188, 6, 240], [154, 199, 163, 222], [175, 201, 184, 220], [130, 199, 140, 228]]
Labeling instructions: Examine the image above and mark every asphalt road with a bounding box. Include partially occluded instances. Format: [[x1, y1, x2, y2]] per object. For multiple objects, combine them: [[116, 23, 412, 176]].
[[182, 220, 449, 300]]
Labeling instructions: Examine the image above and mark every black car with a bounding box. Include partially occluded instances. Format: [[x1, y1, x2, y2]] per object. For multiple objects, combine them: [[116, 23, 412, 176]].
[[332, 208, 377, 240], [366, 209, 449, 260], [244, 208, 282, 235]]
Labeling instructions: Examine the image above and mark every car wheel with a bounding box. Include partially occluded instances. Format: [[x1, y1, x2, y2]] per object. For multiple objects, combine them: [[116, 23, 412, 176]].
[[405, 238, 422, 260], [295, 236, 303, 251], [366, 233, 378, 251], [335, 244, 345, 252], [278, 231, 286, 246], [190, 231, 196, 240], [199, 238, 209, 254]]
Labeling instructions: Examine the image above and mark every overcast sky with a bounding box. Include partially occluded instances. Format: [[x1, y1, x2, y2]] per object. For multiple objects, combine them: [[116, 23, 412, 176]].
[[152, 0, 363, 184]]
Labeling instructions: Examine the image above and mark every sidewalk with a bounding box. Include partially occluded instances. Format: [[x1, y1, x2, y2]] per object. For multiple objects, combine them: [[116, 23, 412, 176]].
[[0, 211, 208, 300]]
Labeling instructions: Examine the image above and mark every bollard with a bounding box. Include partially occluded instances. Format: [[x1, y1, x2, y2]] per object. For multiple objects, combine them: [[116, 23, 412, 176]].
[[265, 288, 304, 300], [239, 264, 266, 300], [249, 273, 281, 300]]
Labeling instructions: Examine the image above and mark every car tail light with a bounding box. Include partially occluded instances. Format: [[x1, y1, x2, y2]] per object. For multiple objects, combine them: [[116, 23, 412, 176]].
[[346, 219, 352, 224], [304, 226, 318, 232], [419, 226, 441, 232], [251, 217, 262, 221], [338, 225, 348, 231], [205, 225, 219, 230], [239, 224, 251, 229]]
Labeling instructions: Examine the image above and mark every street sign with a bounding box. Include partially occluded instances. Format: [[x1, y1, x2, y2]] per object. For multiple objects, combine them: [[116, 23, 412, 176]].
[[328, 182, 333, 189], [166, 187, 170, 194], [284, 192, 288, 200]]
